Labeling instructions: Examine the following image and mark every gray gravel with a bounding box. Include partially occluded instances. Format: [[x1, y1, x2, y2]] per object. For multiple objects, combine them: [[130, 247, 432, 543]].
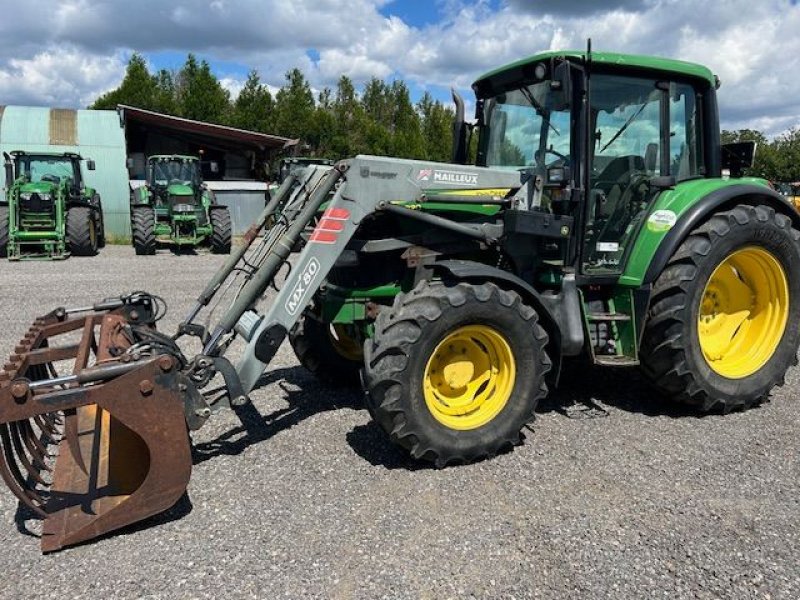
[[0, 245, 798, 599]]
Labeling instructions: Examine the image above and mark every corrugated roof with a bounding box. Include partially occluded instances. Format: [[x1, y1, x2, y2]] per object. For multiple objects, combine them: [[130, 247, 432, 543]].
[[118, 105, 294, 150]]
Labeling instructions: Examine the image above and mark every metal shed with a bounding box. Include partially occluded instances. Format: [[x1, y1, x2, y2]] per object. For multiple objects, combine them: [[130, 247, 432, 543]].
[[0, 106, 130, 237]]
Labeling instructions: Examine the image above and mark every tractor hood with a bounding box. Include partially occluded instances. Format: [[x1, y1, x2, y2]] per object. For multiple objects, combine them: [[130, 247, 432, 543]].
[[167, 183, 195, 197], [19, 181, 57, 195]]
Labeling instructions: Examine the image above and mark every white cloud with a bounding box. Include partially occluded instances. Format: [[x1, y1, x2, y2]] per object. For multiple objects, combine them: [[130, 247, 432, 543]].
[[0, 47, 126, 108], [0, 0, 798, 137]]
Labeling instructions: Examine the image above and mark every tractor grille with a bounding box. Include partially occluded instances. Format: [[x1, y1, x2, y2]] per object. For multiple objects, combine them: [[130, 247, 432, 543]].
[[20, 193, 54, 214]]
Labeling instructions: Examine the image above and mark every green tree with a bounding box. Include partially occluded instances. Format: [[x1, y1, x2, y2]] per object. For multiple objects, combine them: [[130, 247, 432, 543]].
[[91, 53, 157, 110], [176, 54, 231, 124], [152, 69, 178, 115], [231, 70, 274, 132], [273, 68, 316, 142], [418, 92, 454, 162], [388, 81, 425, 159]]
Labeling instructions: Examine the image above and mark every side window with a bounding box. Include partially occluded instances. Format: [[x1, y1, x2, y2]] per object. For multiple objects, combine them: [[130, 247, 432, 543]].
[[584, 75, 664, 274], [669, 83, 704, 180]]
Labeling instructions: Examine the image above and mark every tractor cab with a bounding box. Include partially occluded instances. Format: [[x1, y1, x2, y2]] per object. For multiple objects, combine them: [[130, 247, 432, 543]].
[[465, 52, 721, 282], [147, 155, 203, 207]]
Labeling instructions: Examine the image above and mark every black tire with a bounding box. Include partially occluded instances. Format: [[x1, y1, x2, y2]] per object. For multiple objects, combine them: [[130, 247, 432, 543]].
[[66, 206, 98, 256], [0, 205, 8, 258], [363, 281, 551, 467], [640, 204, 800, 412], [210, 207, 232, 254], [95, 199, 106, 248], [289, 313, 362, 386], [132, 206, 156, 255]]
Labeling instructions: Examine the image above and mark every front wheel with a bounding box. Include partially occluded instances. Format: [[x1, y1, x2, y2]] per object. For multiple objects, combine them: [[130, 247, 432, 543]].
[[131, 206, 156, 255], [640, 204, 800, 412], [0, 205, 8, 257], [210, 207, 231, 254], [363, 281, 551, 467], [289, 313, 363, 386], [66, 206, 99, 256]]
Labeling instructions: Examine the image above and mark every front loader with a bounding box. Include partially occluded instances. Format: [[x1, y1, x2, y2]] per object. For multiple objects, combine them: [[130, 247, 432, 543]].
[[1, 152, 104, 260], [3, 49, 800, 552]]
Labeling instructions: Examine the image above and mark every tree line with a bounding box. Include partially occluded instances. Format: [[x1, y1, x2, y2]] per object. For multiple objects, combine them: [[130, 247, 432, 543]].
[[91, 53, 456, 163], [92, 54, 800, 183], [722, 128, 800, 183]]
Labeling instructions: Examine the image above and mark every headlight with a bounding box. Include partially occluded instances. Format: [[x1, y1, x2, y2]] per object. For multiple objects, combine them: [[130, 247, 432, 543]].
[[173, 204, 194, 213], [20, 193, 32, 201], [37, 193, 51, 201]]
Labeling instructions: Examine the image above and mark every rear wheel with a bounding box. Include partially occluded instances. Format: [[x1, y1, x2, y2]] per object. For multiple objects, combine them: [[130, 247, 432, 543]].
[[210, 207, 231, 254], [131, 206, 156, 255], [289, 313, 362, 386], [0, 205, 8, 257], [363, 281, 550, 467], [640, 204, 800, 412], [67, 206, 98, 256]]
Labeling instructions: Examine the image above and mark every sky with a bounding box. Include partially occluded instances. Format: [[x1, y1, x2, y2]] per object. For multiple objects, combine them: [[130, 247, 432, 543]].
[[0, 0, 799, 137]]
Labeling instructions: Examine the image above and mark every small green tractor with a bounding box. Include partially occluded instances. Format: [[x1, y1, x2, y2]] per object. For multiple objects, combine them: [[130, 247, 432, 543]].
[[3, 49, 800, 552], [130, 155, 232, 254], [0, 151, 104, 259]]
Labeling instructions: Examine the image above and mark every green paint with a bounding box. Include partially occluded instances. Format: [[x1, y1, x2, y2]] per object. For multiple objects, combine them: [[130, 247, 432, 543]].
[[475, 50, 716, 90], [4, 152, 97, 260], [134, 154, 218, 248], [619, 177, 770, 287]]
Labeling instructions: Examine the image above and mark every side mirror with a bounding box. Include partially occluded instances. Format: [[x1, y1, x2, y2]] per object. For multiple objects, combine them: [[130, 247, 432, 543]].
[[126, 158, 134, 169], [451, 88, 468, 165], [87, 160, 96, 171], [721, 141, 756, 177], [209, 161, 219, 174]]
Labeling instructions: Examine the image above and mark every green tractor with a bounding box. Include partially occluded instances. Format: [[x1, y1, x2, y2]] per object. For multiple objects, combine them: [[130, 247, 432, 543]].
[[4, 49, 800, 552], [0, 151, 104, 259], [130, 155, 232, 254]]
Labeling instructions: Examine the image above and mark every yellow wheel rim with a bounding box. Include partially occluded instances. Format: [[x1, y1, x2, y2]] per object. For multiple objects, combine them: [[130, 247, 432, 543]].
[[423, 325, 516, 430], [698, 246, 789, 379], [329, 324, 363, 361]]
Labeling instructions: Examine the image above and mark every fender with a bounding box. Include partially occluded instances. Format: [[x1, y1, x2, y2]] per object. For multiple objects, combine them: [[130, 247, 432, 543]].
[[642, 184, 800, 284], [432, 259, 587, 384]]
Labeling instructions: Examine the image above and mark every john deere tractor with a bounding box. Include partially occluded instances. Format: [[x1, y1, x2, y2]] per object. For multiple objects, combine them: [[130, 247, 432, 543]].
[[130, 155, 232, 254], [0, 151, 104, 259], [3, 49, 800, 552]]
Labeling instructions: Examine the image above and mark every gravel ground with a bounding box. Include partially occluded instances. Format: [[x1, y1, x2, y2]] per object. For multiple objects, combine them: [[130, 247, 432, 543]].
[[0, 245, 798, 599]]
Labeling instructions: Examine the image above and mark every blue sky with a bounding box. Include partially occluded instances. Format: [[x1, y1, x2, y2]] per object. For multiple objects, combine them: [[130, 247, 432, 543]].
[[1, 0, 799, 136]]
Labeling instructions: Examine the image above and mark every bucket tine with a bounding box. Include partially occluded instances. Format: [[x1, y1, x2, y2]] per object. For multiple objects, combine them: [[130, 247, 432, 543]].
[[8, 422, 48, 486], [14, 421, 51, 472], [19, 418, 52, 459], [34, 414, 61, 442], [0, 425, 46, 516]]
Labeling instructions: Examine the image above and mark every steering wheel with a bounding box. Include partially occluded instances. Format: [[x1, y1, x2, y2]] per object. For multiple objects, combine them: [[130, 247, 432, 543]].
[[41, 174, 60, 184], [535, 148, 569, 168]]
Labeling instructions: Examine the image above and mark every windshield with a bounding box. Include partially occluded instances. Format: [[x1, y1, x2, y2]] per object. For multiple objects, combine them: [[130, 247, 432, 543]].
[[151, 160, 199, 186], [17, 156, 77, 185], [483, 80, 571, 170]]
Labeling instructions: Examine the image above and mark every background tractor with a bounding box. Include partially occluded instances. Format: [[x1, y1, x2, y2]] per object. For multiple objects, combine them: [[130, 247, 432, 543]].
[[2, 49, 800, 552], [130, 155, 232, 254], [0, 151, 104, 260]]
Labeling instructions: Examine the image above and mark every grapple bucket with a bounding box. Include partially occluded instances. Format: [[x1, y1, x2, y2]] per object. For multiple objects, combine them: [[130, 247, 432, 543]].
[[0, 306, 192, 552]]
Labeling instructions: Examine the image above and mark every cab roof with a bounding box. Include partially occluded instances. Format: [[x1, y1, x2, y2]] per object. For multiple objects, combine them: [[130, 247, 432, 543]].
[[474, 50, 717, 93]]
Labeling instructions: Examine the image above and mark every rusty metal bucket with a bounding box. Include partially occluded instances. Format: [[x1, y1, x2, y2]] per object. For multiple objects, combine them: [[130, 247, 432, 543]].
[[0, 306, 192, 552]]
